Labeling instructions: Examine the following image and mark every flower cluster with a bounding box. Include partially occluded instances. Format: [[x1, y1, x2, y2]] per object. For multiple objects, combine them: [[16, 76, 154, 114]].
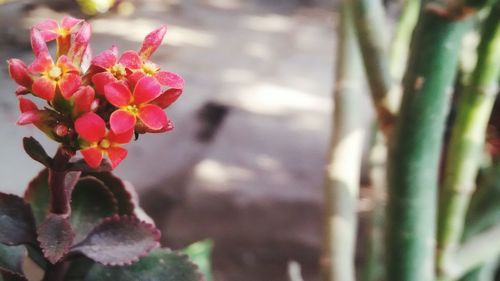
[[7, 16, 184, 169]]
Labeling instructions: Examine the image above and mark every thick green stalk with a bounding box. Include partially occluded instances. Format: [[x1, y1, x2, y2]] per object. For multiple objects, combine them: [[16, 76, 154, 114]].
[[437, 5, 500, 279], [352, 0, 398, 133], [321, 2, 366, 281], [386, 5, 474, 281]]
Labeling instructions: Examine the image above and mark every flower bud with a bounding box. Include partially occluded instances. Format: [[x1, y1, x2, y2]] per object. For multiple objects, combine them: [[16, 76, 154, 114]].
[[138, 26, 167, 60], [68, 22, 92, 67], [55, 124, 69, 137], [7, 59, 33, 88]]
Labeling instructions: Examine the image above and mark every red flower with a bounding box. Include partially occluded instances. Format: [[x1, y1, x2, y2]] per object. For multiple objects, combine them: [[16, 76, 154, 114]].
[[67, 22, 92, 67], [71, 86, 95, 117], [105, 76, 169, 134], [34, 16, 83, 42], [90, 46, 142, 94], [128, 26, 184, 90], [29, 53, 81, 101], [35, 16, 83, 57], [75, 112, 132, 168]]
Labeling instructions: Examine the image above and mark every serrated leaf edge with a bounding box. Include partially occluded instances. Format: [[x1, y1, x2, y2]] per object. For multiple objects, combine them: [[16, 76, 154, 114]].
[[37, 214, 75, 264]]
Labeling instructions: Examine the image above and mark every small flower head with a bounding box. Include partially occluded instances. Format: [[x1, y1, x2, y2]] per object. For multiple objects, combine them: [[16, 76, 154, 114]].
[[75, 112, 133, 168], [7, 19, 183, 170]]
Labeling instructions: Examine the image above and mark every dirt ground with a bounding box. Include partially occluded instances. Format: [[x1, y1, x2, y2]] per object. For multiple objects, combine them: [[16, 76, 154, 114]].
[[0, 0, 374, 280]]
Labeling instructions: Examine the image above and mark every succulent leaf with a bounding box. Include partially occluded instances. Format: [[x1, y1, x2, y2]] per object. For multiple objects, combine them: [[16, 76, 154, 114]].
[[0, 244, 27, 277], [37, 214, 75, 264], [0, 193, 36, 246]]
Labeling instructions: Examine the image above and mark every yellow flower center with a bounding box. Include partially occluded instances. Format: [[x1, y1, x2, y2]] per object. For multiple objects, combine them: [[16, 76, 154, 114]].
[[99, 139, 111, 149], [110, 63, 126, 78], [125, 104, 139, 115], [142, 62, 158, 76], [48, 66, 62, 79]]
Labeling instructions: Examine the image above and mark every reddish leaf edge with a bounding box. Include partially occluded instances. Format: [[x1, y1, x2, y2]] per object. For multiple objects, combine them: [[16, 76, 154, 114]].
[[71, 215, 161, 266], [37, 214, 75, 264]]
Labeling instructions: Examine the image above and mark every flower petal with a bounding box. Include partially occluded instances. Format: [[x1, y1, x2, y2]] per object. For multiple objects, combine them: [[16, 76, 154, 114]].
[[75, 112, 106, 142], [59, 73, 81, 99], [61, 16, 83, 30], [127, 71, 146, 89], [81, 147, 103, 169], [19, 97, 38, 113], [57, 55, 80, 73], [118, 51, 141, 70], [137, 104, 167, 131], [32, 77, 56, 101], [155, 71, 184, 89], [106, 147, 128, 168], [108, 129, 134, 144], [30, 28, 50, 58], [133, 76, 161, 105], [15, 86, 30, 96], [34, 19, 58, 41], [72, 86, 95, 116], [110, 109, 136, 134], [17, 111, 42, 125], [104, 82, 132, 107], [91, 47, 117, 69], [8, 59, 33, 88], [92, 72, 118, 95], [151, 88, 183, 109], [138, 26, 167, 60], [29, 54, 53, 73], [67, 22, 91, 66]]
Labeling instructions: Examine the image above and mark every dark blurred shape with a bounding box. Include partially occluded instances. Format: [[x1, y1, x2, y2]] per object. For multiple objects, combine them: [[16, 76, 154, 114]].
[[196, 102, 231, 143]]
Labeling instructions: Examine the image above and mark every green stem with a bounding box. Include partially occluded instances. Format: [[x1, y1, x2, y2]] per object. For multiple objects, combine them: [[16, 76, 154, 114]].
[[361, 128, 387, 281], [389, 0, 421, 82], [352, 0, 398, 133], [321, 2, 366, 281], [437, 5, 500, 279], [386, 5, 476, 281]]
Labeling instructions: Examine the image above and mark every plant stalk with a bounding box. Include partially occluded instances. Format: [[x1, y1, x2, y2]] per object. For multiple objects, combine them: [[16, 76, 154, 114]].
[[321, 1, 366, 280], [386, 4, 477, 281], [48, 146, 73, 215], [352, 0, 399, 134], [437, 5, 500, 280]]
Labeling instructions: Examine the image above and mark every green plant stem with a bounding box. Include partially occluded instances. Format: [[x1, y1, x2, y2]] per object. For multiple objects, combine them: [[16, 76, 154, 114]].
[[48, 146, 73, 215], [389, 0, 421, 82], [386, 5, 476, 281], [437, 5, 500, 280], [321, 2, 366, 281], [352, 0, 398, 133], [361, 128, 387, 281]]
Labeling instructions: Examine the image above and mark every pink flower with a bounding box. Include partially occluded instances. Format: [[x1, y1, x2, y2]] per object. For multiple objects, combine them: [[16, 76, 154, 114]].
[[105, 76, 169, 134], [34, 16, 83, 42], [17, 97, 56, 139], [71, 86, 95, 117], [35, 16, 83, 57], [75, 112, 132, 168], [90, 46, 142, 94]]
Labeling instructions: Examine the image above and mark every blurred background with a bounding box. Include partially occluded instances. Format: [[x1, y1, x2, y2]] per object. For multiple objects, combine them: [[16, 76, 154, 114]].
[[0, 0, 372, 280]]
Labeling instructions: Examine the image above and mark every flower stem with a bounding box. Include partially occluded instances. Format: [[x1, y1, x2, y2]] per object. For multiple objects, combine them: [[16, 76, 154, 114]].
[[437, 5, 500, 279], [48, 146, 74, 215]]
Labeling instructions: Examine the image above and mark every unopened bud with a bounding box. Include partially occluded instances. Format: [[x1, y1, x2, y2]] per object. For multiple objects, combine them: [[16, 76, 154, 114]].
[[55, 124, 69, 137]]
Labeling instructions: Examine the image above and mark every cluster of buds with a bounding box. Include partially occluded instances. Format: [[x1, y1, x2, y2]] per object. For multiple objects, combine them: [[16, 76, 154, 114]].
[[7, 16, 184, 169]]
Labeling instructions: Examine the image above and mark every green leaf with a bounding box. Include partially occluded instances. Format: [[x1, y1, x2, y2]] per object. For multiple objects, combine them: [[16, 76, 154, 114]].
[[83, 172, 135, 215], [85, 248, 202, 281], [183, 240, 214, 281], [0, 193, 36, 246], [70, 177, 118, 243], [22, 137, 52, 168], [37, 214, 75, 264], [24, 170, 50, 225], [71, 215, 160, 266], [0, 244, 26, 277]]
